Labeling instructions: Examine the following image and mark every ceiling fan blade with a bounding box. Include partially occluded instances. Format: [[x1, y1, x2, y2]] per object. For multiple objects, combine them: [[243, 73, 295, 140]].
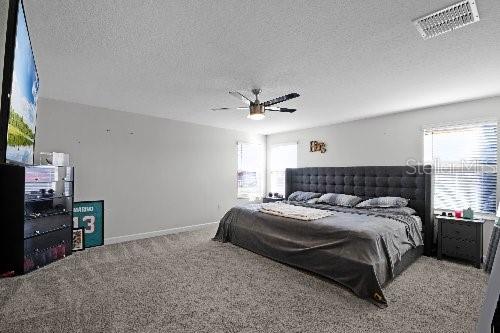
[[211, 107, 235, 111], [229, 91, 252, 106], [210, 107, 248, 111], [262, 93, 299, 107], [266, 107, 296, 113]]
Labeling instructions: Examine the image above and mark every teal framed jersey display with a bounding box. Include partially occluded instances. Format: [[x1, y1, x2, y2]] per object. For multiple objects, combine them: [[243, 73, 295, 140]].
[[73, 200, 104, 248]]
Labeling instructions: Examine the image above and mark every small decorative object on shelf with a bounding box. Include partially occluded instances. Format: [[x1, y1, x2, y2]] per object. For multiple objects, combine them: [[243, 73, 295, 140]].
[[454, 209, 462, 218], [39, 152, 70, 166], [268, 192, 273, 197], [463, 207, 474, 220]]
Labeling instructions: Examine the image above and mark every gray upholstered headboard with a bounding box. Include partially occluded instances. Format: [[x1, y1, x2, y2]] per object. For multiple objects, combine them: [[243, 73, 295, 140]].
[[285, 166, 433, 256]]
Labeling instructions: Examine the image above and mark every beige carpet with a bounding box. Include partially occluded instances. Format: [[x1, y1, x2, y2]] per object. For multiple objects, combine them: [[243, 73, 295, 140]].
[[0, 224, 488, 333]]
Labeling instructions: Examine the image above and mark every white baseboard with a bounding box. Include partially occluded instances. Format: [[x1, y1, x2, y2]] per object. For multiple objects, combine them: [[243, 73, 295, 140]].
[[104, 221, 219, 245]]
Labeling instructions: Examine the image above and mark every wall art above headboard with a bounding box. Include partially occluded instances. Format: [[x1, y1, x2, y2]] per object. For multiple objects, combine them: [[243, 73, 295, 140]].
[[310, 141, 326, 153]]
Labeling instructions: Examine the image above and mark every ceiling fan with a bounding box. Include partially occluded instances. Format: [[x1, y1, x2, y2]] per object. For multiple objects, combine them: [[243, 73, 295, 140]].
[[211, 89, 300, 120]]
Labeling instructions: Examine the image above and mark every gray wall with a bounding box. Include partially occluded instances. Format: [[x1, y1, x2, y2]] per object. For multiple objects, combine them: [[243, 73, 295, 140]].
[[267, 96, 500, 254], [35, 98, 265, 242]]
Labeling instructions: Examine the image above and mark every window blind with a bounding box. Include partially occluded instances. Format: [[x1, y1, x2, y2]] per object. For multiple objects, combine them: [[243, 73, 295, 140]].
[[424, 122, 497, 214], [269, 143, 297, 195], [237, 142, 263, 199]]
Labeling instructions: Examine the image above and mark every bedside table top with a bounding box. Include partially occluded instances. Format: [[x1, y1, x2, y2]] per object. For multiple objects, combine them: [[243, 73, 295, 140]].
[[436, 215, 485, 224], [263, 197, 284, 202]]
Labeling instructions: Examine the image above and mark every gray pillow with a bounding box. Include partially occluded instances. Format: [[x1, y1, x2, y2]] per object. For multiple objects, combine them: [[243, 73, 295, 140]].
[[355, 196, 409, 208], [362, 207, 416, 216], [288, 191, 322, 202], [317, 193, 363, 207]]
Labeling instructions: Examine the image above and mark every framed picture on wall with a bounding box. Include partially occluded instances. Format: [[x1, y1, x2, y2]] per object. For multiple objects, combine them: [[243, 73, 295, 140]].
[[73, 200, 104, 248]]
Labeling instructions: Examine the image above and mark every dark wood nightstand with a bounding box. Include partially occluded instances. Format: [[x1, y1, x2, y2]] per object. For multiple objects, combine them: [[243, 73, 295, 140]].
[[263, 197, 284, 203], [437, 216, 484, 268]]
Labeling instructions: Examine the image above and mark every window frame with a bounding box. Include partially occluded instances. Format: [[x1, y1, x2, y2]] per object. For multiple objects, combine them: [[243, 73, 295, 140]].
[[269, 142, 298, 196], [237, 141, 264, 200], [423, 120, 498, 217]]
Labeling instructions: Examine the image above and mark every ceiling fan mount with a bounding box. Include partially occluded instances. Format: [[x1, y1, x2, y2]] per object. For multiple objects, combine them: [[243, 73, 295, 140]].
[[251, 88, 262, 100], [211, 89, 300, 120]]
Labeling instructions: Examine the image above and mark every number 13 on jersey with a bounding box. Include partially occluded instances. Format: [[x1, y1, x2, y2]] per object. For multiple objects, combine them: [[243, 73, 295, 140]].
[[73, 201, 104, 248], [73, 216, 95, 233]]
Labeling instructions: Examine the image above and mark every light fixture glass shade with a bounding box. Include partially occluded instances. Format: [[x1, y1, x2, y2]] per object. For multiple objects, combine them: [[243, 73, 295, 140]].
[[247, 113, 265, 120]]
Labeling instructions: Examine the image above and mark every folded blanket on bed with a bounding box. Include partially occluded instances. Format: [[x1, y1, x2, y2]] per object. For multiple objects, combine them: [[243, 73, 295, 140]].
[[259, 202, 334, 220]]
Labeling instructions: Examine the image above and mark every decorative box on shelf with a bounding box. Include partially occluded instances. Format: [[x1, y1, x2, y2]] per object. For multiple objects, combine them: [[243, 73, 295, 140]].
[[437, 215, 484, 268], [39, 152, 70, 166]]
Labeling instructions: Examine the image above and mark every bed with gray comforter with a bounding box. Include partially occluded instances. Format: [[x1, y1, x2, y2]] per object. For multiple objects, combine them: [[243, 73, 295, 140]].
[[213, 202, 423, 307]]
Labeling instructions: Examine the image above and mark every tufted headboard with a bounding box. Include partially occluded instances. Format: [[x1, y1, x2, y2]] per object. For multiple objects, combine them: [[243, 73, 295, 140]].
[[285, 166, 433, 255]]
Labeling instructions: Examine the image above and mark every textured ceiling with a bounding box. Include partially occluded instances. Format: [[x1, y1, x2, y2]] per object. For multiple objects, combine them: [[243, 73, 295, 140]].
[[24, 0, 500, 134]]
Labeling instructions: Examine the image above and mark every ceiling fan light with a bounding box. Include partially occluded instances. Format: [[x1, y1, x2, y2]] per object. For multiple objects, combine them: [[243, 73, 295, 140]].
[[247, 113, 265, 120]]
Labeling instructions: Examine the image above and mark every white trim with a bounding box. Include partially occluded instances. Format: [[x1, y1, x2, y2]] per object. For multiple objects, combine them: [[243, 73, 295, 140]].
[[421, 117, 498, 132], [104, 221, 219, 245]]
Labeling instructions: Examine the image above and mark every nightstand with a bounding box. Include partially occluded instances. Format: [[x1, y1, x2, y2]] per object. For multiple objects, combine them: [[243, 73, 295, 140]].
[[263, 197, 284, 203], [437, 216, 484, 268]]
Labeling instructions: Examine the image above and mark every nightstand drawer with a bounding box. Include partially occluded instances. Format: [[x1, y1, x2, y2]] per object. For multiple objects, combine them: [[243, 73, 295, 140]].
[[441, 238, 475, 260], [441, 222, 475, 241]]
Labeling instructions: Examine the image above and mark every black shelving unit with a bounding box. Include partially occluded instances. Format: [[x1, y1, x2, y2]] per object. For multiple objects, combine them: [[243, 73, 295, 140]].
[[0, 164, 74, 275]]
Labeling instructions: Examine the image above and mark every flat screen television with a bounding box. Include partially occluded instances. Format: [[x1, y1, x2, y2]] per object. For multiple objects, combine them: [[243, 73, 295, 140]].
[[0, 0, 39, 165]]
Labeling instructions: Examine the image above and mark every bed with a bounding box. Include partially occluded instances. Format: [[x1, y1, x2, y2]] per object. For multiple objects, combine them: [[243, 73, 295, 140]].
[[214, 166, 433, 307]]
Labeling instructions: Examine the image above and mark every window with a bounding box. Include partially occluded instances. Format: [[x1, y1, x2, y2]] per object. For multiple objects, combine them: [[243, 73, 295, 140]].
[[269, 143, 297, 195], [424, 122, 497, 214], [237, 142, 264, 199]]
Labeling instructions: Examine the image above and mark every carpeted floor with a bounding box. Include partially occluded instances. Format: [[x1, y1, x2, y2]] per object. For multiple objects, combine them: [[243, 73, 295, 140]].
[[0, 224, 488, 333]]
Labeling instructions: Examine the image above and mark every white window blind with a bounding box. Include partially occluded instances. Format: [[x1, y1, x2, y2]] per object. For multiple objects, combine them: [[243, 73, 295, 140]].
[[237, 142, 264, 199], [269, 143, 297, 195], [424, 122, 497, 214]]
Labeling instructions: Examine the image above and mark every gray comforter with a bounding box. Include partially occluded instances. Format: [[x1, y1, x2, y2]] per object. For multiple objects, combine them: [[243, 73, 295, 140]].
[[213, 201, 423, 307]]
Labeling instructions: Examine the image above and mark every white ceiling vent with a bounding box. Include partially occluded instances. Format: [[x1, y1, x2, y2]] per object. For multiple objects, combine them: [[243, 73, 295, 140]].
[[413, 0, 480, 39]]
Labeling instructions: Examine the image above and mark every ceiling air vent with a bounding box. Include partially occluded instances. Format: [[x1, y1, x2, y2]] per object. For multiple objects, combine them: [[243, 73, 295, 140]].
[[413, 0, 480, 39]]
